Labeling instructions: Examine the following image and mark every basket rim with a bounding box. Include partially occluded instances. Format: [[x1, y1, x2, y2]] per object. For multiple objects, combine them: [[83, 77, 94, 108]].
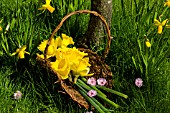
[[44, 10, 111, 60]]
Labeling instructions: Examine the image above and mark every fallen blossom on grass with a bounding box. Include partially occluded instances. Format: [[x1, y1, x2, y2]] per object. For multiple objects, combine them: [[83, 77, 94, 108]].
[[13, 90, 22, 100], [135, 78, 143, 87], [85, 111, 93, 113]]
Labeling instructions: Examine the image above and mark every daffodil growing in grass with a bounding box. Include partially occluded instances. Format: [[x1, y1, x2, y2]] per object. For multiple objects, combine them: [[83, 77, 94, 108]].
[[145, 39, 151, 48], [12, 45, 30, 59], [0, 19, 2, 31], [164, 0, 170, 7], [154, 19, 169, 34], [38, 0, 55, 13]]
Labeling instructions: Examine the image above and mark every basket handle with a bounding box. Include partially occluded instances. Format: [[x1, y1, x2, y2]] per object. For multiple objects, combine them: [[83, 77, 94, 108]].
[[44, 10, 111, 60]]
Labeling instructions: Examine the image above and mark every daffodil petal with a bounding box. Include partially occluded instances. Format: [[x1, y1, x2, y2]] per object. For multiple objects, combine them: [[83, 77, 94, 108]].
[[162, 19, 168, 26], [47, 45, 55, 55], [154, 19, 161, 26], [38, 40, 48, 52], [21, 45, 27, 51], [25, 51, 30, 55], [11, 52, 17, 56], [164, 1, 170, 7], [79, 68, 90, 76], [61, 33, 75, 47], [46, 0, 51, 5], [36, 53, 44, 59], [46, 5, 55, 13], [51, 59, 70, 80]]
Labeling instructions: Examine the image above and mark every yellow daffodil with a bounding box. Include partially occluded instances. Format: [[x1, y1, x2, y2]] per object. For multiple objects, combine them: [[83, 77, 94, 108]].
[[164, 0, 170, 7], [71, 57, 93, 77], [38, 38, 57, 57], [60, 34, 75, 48], [54, 34, 75, 48], [36, 53, 52, 59], [38, 0, 55, 13], [51, 48, 93, 79], [55, 47, 87, 62], [51, 58, 70, 79], [154, 19, 168, 34], [145, 39, 151, 48], [12, 45, 30, 59], [38, 34, 74, 56]]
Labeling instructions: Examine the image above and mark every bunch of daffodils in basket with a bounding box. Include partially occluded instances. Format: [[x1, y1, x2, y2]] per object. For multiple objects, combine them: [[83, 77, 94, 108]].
[[37, 34, 128, 113]]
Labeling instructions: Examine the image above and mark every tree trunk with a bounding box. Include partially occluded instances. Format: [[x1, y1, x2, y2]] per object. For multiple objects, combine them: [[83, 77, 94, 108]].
[[79, 0, 112, 49]]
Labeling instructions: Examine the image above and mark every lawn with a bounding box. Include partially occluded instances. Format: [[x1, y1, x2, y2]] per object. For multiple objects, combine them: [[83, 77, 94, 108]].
[[0, 0, 170, 113]]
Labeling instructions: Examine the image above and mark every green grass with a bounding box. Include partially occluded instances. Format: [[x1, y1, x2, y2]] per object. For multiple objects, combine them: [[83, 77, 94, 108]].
[[0, 0, 170, 113]]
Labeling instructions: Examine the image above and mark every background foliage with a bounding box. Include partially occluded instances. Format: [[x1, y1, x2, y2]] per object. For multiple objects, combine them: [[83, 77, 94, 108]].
[[0, 0, 170, 112]]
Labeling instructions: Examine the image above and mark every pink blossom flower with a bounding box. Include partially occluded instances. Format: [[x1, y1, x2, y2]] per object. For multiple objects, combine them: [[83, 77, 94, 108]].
[[87, 77, 96, 86], [13, 90, 22, 100], [135, 78, 143, 87], [87, 90, 97, 97], [97, 78, 107, 86]]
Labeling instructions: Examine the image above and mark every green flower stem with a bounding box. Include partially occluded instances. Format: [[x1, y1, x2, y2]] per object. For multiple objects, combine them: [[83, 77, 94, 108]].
[[77, 79, 120, 108], [161, 6, 169, 16], [77, 79, 107, 97], [76, 82, 106, 113], [97, 92, 120, 108], [90, 96, 111, 113], [80, 77, 107, 97], [96, 85, 128, 99]]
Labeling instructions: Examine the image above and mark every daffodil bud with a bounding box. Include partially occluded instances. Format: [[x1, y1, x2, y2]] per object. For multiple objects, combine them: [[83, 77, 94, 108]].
[[145, 40, 151, 48]]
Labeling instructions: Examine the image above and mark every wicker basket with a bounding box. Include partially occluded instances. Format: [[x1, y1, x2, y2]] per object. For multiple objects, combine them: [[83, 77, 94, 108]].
[[36, 10, 112, 109]]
